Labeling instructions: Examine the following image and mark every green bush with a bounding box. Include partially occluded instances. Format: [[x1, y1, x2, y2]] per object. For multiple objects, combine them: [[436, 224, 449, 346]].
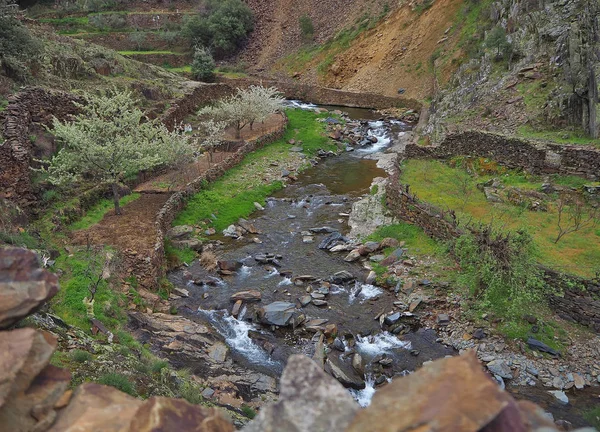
[[71, 349, 92, 363], [89, 13, 127, 31], [299, 14, 314, 40], [453, 229, 545, 319], [182, 0, 253, 57], [191, 47, 215, 82], [150, 359, 168, 374], [486, 26, 512, 60], [0, 3, 43, 82], [97, 372, 136, 396]]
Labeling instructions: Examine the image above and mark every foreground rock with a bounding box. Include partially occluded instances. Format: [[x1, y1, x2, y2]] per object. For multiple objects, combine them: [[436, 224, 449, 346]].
[[346, 352, 560, 432], [243, 355, 359, 432], [0, 248, 59, 328], [257, 301, 297, 326]]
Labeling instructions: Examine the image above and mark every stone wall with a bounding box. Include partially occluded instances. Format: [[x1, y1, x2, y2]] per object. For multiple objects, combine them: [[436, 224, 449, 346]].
[[405, 131, 600, 180], [133, 118, 288, 288], [385, 159, 600, 332], [221, 77, 422, 111], [0, 88, 82, 210]]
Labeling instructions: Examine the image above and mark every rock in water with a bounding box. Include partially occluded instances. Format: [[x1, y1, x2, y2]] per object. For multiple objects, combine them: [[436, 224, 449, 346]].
[[319, 232, 346, 250], [242, 355, 359, 432], [330, 271, 355, 284], [325, 355, 365, 390], [257, 302, 297, 326], [230, 290, 262, 302]]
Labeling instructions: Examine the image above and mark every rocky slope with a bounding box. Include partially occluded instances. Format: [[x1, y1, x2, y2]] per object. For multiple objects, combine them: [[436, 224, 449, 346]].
[[2, 246, 595, 432]]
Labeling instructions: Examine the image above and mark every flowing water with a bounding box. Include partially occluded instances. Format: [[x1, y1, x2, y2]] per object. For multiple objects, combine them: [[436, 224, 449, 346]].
[[167, 104, 598, 424]]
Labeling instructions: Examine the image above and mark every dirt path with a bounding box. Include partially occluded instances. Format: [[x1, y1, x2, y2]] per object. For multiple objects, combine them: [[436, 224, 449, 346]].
[[72, 193, 169, 253]]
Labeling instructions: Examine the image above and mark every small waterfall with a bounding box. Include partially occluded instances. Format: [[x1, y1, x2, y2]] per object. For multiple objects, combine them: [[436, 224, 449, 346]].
[[278, 277, 292, 286], [349, 282, 384, 304], [356, 120, 391, 153], [355, 332, 411, 356]]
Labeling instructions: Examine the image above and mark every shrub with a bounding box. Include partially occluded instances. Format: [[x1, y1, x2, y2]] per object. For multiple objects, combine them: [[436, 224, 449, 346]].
[[182, 0, 253, 57], [486, 26, 512, 60], [191, 47, 215, 82], [150, 359, 168, 373], [89, 13, 126, 31], [97, 372, 136, 396], [299, 14, 314, 40], [0, 1, 43, 82], [128, 32, 148, 51], [453, 228, 545, 319], [71, 349, 92, 363]]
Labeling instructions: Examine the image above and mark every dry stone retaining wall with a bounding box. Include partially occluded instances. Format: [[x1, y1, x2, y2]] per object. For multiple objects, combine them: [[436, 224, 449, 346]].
[[386, 159, 600, 332], [132, 118, 288, 289], [0, 88, 82, 211], [406, 131, 600, 180]]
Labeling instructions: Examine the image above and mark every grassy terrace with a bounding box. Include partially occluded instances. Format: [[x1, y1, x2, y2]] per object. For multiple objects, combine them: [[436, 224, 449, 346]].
[[118, 50, 184, 55], [173, 109, 337, 232], [400, 159, 600, 277]]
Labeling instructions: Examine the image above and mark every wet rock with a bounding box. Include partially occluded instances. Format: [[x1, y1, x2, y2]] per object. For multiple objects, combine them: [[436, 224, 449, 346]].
[[332, 338, 346, 352], [257, 302, 297, 326], [231, 300, 243, 317], [319, 232, 346, 250], [222, 225, 239, 238], [326, 356, 366, 390], [330, 271, 355, 284], [309, 227, 338, 234], [365, 271, 377, 285], [298, 296, 312, 307], [486, 360, 513, 380], [166, 225, 194, 240], [302, 236, 314, 243], [527, 337, 559, 356], [242, 355, 359, 432], [0, 248, 59, 329], [344, 249, 362, 262], [218, 260, 242, 273], [230, 290, 262, 302], [312, 300, 328, 307], [310, 293, 325, 299], [385, 312, 401, 325], [238, 218, 260, 234], [548, 390, 569, 405], [173, 287, 189, 297], [352, 353, 364, 375]]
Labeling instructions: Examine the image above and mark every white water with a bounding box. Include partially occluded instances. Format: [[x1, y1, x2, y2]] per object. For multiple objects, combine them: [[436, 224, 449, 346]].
[[284, 100, 319, 111], [264, 268, 279, 278], [238, 265, 252, 279], [198, 310, 280, 367], [278, 277, 292, 286], [349, 282, 384, 304], [355, 332, 412, 356], [356, 120, 391, 154], [350, 374, 393, 407]]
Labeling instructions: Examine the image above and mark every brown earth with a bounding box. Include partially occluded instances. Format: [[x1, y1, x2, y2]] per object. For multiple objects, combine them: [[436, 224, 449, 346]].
[[321, 0, 464, 99]]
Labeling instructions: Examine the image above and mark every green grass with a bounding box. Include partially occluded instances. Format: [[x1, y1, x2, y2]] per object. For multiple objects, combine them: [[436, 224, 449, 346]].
[[71, 349, 93, 363], [50, 248, 127, 330], [366, 222, 446, 257], [165, 65, 192, 73], [150, 359, 169, 374], [400, 159, 600, 277], [70, 193, 140, 231], [584, 406, 600, 429], [164, 240, 197, 265], [97, 372, 136, 396], [173, 109, 336, 231], [499, 318, 566, 352]]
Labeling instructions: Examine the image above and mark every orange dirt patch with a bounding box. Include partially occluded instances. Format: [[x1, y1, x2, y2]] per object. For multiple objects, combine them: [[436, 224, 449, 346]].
[[321, 0, 465, 99], [72, 193, 169, 254]]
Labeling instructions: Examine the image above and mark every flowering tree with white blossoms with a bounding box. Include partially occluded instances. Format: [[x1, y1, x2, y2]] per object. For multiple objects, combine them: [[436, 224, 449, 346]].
[[198, 85, 285, 138], [40, 90, 194, 215]]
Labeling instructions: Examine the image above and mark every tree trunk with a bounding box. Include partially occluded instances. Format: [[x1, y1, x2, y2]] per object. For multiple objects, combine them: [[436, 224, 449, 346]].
[[588, 60, 598, 139], [112, 182, 121, 215]]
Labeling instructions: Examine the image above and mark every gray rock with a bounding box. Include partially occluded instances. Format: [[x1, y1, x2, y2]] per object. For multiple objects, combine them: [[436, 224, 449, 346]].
[[332, 338, 345, 352], [242, 355, 359, 432], [344, 249, 362, 262], [326, 356, 365, 390], [222, 225, 239, 238], [552, 377, 564, 389], [486, 360, 513, 380], [385, 312, 401, 325], [254, 202, 265, 211], [312, 300, 328, 307], [319, 232, 345, 250], [365, 271, 377, 285], [548, 390, 569, 405], [369, 254, 385, 263], [201, 387, 215, 399], [527, 337, 559, 356], [171, 238, 202, 251], [166, 225, 194, 240], [257, 302, 297, 326], [436, 314, 450, 325], [363, 242, 380, 253], [298, 296, 312, 307], [330, 271, 355, 284]]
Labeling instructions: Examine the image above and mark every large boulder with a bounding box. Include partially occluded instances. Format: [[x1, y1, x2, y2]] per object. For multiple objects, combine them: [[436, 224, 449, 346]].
[[166, 225, 194, 240], [257, 302, 297, 326], [325, 355, 365, 390], [230, 290, 262, 303], [346, 353, 519, 432], [0, 248, 59, 328], [242, 355, 359, 432]]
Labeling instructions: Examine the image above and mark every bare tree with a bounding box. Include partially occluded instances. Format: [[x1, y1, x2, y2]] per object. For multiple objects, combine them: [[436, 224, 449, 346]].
[[554, 193, 599, 244]]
